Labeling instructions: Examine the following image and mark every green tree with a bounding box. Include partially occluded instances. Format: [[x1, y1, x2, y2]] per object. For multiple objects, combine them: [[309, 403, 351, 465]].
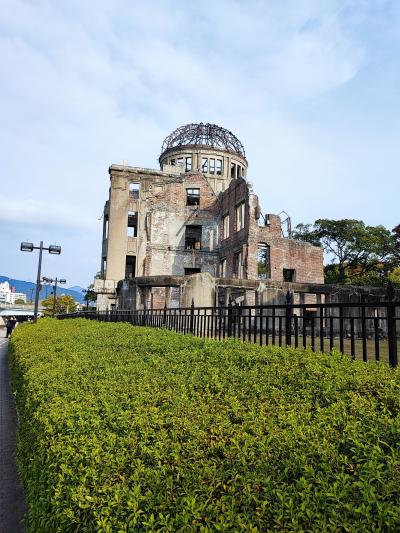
[[83, 285, 97, 309], [14, 298, 26, 305], [41, 294, 77, 316], [292, 219, 399, 285]]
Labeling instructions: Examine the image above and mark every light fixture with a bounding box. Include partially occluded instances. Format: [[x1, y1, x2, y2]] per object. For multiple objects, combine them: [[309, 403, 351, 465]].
[[20, 242, 34, 252]]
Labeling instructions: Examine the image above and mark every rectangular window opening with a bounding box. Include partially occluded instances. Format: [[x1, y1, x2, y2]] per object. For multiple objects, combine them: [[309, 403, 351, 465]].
[[184, 268, 201, 275], [216, 159, 223, 175], [185, 157, 192, 172], [127, 211, 138, 237], [230, 162, 236, 178], [234, 251, 243, 278], [209, 158, 215, 174], [170, 158, 176, 166], [201, 157, 208, 173], [185, 225, 202, 250], [177, 157, 184, 166], [220, 258, 227, 277], [258, 244, 271, 279], [129, 183, 140, 199], [186, 188, 200, 206], [236, 202, 245, 232], [222, 213, 230, 240], [283, 268, 296, 282], [125, 255, 136, 278]]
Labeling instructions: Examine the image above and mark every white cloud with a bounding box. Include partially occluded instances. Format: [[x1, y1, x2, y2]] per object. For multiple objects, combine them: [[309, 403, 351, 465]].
[[0, 0, 398, 284]]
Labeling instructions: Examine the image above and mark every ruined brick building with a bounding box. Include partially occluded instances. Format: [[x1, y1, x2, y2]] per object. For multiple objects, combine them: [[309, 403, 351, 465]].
[[95, 123, 325, 310]]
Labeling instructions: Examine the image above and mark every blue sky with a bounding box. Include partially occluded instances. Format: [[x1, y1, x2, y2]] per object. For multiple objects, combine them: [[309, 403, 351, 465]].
[[0, 0, 399, 287]]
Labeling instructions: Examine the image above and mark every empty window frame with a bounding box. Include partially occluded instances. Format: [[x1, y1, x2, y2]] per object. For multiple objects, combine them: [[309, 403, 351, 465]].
[[177, 157, 184, 166], [209, 158, 215, 174], [220, 258, 227, 277], [127, 211, 138, 237], [222, 213, 230, 240], [283, 268, 296, 282], [186, 188, 200, 206], [237, 165, 242, 178], [129, 183, 140, 199], [185, 225, 202, 250], [125, 255, 136, 278], [201, 157, 208, 173], [230, 162, 236, 178], [234, 250, 243, 278], [185, 157, 192, 172], [236, 201, 245, 231], [257, 243, 271, 279], [184, 268, 201, 275], [170, 158, 176, 166], [103, 215, 109, 239], [216, 159, 223, 175]]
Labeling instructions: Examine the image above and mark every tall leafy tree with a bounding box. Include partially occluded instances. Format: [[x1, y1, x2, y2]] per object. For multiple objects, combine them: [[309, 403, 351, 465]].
[[292, 219, 399, 285], [41, 294, 77, 316]]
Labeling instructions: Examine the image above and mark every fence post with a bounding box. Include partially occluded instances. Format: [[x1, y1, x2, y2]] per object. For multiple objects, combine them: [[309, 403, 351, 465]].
[[387, 303, 398, 367], [285, 290, 293, 347], [189, 299, 195, 334], [163, 302, 167, 328], [227, 299, 233, 337]]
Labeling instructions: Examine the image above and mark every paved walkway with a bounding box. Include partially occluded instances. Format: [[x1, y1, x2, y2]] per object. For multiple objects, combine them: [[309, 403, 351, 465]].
[[0, 336, 26, 532]]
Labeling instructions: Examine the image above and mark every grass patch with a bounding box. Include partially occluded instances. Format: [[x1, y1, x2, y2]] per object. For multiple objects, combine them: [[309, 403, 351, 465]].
[[9, 318, 400, 532]]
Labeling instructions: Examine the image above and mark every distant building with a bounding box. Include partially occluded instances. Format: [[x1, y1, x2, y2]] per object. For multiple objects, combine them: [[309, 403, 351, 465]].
[[0, 281, 27, 304], [95, 123, 324, 310]]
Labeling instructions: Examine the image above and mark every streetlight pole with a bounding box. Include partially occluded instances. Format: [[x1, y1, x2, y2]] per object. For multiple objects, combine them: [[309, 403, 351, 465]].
[[33, 241, 44, 323], [20, 242, 61, 322]]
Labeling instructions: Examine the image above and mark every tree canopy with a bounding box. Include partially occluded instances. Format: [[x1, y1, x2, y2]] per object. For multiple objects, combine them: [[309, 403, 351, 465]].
[[41, 294, 77, 316], [292, 219, 399, 286]]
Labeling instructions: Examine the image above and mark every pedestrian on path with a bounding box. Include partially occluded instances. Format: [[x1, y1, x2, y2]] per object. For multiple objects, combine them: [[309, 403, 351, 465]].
[[5, 316, 17, 338]]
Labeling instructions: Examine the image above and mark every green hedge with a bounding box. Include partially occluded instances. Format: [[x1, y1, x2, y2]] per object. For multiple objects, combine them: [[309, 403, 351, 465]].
[[9, 318, 400, 532]]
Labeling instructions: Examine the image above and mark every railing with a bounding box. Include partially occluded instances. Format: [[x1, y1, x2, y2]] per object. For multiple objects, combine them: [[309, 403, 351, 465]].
[[58, 301, 399, 367]]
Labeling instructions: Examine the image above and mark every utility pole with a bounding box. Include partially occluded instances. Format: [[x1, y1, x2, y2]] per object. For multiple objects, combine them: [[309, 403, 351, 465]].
[[20, 242, 61, 322], [43, 276, 66, 317]]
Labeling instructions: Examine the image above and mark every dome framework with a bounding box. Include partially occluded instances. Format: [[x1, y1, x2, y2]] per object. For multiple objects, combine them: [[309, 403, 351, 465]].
[[160, 123, 246, 161]]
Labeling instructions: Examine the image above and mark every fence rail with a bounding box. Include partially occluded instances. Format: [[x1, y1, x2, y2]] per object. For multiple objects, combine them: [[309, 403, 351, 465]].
[[58, 301, 399, 367]]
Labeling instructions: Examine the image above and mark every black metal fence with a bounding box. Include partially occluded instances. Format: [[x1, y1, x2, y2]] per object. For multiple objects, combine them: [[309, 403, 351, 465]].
[[59, 301, 399, 367]]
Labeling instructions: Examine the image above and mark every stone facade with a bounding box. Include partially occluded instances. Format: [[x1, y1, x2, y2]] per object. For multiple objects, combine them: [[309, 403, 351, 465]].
[[95, 123, 324, 310]]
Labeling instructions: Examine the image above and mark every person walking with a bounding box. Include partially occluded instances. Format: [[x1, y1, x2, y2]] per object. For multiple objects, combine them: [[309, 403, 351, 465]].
[[5, 316, 17, 338]]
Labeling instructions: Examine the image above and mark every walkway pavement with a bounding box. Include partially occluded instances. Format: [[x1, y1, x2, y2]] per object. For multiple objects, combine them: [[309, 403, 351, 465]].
[[0, 336, 26, 532]]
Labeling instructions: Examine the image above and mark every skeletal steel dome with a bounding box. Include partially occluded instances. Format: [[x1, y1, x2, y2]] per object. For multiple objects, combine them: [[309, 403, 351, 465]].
[[160, 123, 246, 161]]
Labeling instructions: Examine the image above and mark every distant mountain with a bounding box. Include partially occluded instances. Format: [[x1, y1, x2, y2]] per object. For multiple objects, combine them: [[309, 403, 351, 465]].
[[0, 276, 85, 303], [68, 285, 85, 294]]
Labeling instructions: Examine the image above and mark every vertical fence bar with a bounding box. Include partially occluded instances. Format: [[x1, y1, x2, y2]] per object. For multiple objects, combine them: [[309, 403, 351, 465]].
[[350, 317, 355, 359], [387, 304, 398, 368], [319, 307, 324, 353], [361, 306, 367, 362], [374, 316, 380, 361], [285, 305, 292, 347], [339, 306, 344, 354]]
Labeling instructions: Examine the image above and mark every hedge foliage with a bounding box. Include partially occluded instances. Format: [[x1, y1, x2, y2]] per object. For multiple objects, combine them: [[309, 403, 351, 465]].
[[9, 319, 400, 532]]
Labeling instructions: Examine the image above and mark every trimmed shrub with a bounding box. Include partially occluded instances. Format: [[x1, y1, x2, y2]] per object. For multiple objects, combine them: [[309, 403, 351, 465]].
[[9, 319, 400, 531]]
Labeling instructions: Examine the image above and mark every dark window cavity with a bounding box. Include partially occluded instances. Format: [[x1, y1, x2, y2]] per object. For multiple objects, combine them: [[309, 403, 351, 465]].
[[283, 268, 296, 282], [127, 211, 138, 237], [125, 255, 136, 278], [185, 225, 202, 250], [184, 268, 201, 275], [186, 188, 200, 206]]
